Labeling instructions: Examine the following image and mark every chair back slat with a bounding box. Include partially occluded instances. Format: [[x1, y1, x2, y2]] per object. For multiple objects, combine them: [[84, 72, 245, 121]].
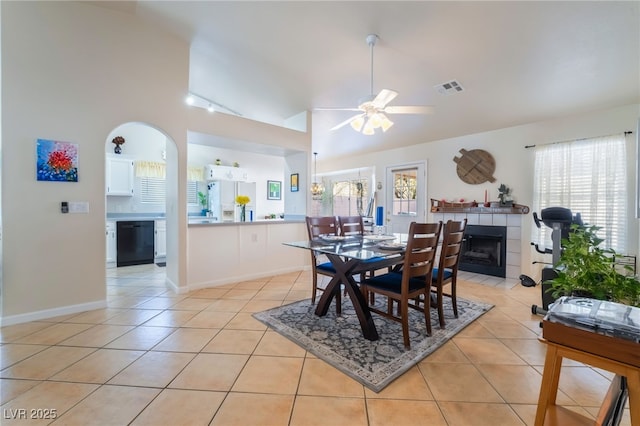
[[403, 222, 442, 285], [306, 216, 338, 239], [338, 216, 365, 236], [437, 220, 467, 275]]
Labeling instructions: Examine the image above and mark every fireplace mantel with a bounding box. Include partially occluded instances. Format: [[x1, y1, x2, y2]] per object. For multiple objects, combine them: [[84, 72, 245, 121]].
[[431, 200, 530, 215]]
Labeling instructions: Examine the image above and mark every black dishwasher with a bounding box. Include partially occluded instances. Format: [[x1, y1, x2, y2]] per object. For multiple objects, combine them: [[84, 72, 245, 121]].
[[116, 221, 155, 267]]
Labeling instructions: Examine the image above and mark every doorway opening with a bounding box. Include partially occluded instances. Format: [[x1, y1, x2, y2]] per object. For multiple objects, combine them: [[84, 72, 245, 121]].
[[385, 162, 426, 234], [105, 122, 176, 291]]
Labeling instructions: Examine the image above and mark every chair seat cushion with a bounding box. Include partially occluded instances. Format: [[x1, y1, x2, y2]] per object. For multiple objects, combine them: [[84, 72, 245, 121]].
[[316, 262, 335, 273], [363, 272, 427, 293], [432, 268, 453, 280]]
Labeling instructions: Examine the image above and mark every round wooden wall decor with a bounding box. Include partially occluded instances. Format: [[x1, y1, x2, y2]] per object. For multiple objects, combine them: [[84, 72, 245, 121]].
[[453, 149, 496, 184]]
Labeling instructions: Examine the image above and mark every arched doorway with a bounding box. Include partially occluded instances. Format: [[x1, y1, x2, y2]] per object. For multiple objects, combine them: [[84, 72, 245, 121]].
[[104, 122, 177, 292]]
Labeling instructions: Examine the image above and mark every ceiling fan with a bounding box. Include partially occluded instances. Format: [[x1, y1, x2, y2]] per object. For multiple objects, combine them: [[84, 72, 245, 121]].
[[316, 34, 435, 135]]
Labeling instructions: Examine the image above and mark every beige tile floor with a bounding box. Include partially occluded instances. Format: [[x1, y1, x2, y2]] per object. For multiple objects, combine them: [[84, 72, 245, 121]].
[[0, 264, 632, 425]]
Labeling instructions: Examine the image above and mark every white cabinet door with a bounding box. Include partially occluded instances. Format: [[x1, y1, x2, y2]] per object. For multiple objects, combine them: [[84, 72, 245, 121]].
[[106, 157, 134, 196], [106, 221, 117, 267], [154, 220, 166, 259]]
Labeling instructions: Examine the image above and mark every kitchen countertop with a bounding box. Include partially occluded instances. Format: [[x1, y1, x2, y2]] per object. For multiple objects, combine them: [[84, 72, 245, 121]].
[[107, 214, 304, 225], [188, 218, 304, 226]]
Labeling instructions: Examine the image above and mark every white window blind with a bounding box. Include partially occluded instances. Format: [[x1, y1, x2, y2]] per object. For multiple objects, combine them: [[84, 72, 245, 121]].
[[532, 134, 627, 252], [187, 181, 198, 205], [139, 178, 198, 205]]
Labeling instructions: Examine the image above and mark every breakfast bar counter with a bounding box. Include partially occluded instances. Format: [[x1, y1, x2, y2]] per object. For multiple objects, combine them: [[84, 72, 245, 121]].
[[187, 219, 308, 290]]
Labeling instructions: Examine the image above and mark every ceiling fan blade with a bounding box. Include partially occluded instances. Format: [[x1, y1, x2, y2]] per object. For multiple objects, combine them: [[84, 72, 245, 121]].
[[371, 89, 398, 108], [314, 107, 362, 112], [384, 105, 435, 115], [330, 113, 364, 131]]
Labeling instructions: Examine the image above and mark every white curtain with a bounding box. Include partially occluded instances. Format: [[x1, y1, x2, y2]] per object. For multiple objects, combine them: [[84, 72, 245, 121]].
[[135, 161, 165, 178], [134, 161, 204, 182], [186, 166, 204, 182], [532, 133, 627, 252]]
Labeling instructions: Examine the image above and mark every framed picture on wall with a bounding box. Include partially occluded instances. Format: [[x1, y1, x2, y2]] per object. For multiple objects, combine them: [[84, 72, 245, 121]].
[[267, 180, 282, 200], [290, 173, 299, 192], [36, 139, 79, 182]]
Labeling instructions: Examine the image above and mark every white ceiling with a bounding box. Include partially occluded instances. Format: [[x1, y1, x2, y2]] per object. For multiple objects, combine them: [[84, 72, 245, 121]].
[[100, 1, 640, 160]]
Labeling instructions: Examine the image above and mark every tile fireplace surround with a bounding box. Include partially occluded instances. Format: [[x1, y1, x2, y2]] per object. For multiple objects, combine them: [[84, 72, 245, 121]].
[[431, 212, 522, 280]]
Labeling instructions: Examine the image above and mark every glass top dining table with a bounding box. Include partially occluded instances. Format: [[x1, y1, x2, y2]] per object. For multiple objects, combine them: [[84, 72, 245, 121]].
[[283, 233, 408, 258], [283, 234, 407, 341]]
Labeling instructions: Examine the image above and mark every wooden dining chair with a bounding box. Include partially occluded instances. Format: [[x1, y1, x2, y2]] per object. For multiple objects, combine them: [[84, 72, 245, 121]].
[[360, 221, 442, 348], [338, 215, 394, 288], [305, 216, 339, 303], [338, 215, 365, 237], [431, 219, 467, 328]]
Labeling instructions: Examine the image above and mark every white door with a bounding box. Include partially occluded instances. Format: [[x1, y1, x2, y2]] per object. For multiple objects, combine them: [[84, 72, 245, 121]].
[[385, 162, 427, 234]]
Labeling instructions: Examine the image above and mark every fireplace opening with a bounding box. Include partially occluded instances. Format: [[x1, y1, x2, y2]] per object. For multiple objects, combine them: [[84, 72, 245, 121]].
[[459, 224, 507, 278]]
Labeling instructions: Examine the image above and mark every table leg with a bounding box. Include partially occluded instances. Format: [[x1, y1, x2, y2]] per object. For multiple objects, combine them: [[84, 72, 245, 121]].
[[535, 344, 563, 426], [315, 275, 343, 316], [314, 254, 379, 341], [627, 369, 640, 426], [342, 274, 378, 341]]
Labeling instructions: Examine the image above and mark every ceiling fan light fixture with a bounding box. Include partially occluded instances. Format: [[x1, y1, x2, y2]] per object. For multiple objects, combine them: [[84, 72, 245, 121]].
[[380, 114, 394, 132], [369, 113, 382, 129], [362, 119, 375, 136], [321, 33, 435, 133], [350, 115, 365, 132]]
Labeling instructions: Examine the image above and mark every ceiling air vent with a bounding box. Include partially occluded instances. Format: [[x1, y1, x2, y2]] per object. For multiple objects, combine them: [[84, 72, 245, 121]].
[[434, 80, 464, 95]]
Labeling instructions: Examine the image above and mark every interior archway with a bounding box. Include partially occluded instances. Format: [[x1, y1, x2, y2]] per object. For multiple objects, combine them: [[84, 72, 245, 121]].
[[104, 122, 178, 291]]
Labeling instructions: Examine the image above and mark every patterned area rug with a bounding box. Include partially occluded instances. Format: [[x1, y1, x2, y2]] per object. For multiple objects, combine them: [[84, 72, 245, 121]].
[[253, 296, 493, 392]]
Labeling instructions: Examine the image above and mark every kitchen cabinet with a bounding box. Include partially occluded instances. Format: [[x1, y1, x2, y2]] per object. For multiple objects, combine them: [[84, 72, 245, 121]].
[[106, 221, 116, 268], [106, 156, 134, 196], [155, 220, 166, 260], [205, 165, 248, 182]]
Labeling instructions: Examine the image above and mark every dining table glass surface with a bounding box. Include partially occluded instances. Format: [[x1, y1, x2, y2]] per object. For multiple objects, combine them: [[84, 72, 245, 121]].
[[283, 234, 407, 261]]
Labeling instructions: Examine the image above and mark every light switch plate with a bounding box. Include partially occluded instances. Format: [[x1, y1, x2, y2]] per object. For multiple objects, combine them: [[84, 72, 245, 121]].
[[69, 201, 89, 214]]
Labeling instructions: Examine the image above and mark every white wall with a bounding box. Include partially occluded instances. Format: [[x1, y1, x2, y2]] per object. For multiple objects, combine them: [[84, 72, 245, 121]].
[[320, 103, 640, 278], [1, 1, 190, 323], [284, 151, 307, 218]]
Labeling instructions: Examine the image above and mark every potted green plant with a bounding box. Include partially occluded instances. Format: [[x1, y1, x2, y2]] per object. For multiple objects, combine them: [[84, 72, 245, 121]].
[[497, 184, 513, 207], [197, 191, 208, 216], [548, 224, 640, 307]]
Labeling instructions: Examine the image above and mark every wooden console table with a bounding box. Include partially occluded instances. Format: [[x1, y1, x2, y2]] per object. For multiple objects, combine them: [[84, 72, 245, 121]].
[[535, 320, 640, 425]]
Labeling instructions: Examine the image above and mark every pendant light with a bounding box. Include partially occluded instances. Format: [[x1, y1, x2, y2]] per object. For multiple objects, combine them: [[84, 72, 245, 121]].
[[310, 152, 325, 197]]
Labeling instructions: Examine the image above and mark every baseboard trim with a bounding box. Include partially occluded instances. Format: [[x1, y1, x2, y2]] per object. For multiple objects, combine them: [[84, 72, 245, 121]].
[[187, 265, 310, 292], [1, 300, 108, 327]]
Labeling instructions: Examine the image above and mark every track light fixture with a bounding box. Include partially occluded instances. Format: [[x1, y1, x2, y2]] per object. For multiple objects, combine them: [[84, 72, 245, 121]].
[[184, 92, 243, 116]]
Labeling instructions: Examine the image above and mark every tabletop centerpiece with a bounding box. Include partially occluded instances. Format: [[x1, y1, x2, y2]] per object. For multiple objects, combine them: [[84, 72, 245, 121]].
[[236, 195, 250, 222]]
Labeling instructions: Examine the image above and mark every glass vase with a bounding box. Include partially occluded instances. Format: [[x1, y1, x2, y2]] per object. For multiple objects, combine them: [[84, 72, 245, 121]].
[[240, 205, 246, 222]]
